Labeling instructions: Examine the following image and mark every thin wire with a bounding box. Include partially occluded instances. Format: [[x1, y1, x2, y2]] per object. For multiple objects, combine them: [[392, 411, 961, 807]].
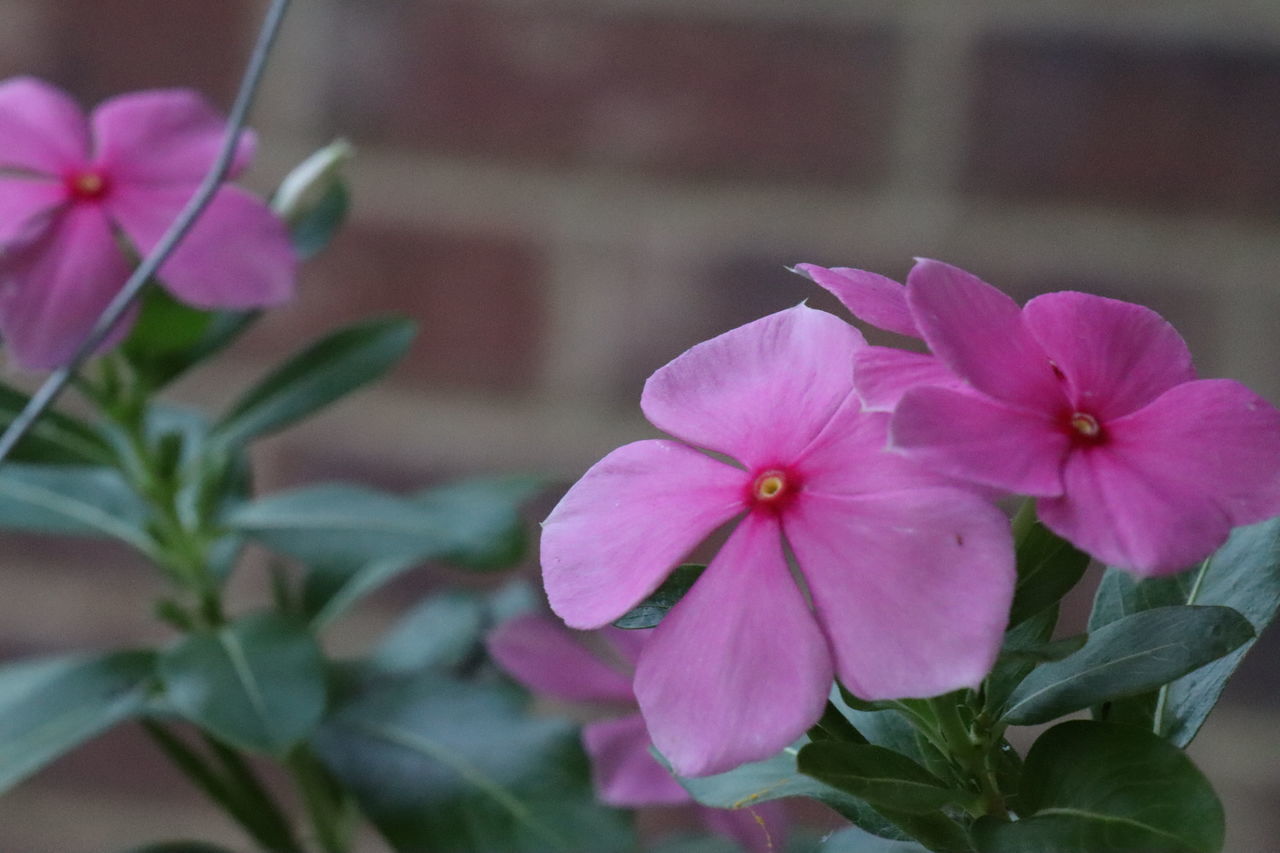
[[0, 0, 293, 465]]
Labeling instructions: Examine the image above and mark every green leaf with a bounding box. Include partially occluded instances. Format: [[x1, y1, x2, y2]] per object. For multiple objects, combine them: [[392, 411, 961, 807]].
[[0, 651, 156, 792], [995, 633, 1087, 666], [158, 612, 326, 755], [798, 742, 971, 814], [122, 286, 259, 390], [231, 478, 536, 624], [1090, 518, 1280, 745], [370, 591, 488, 675], [613, 564, 705, 629], [289, 180, 349, 259], [311, 669, 632, 852], [0, 463, 153, 553], [1008, 504, 1091, 628], [973, 720, 1223, 853], [982, 605, 1059, 715], [0, 381, 112, 465], [822, 825, 931, 852], [675, 742, 912, 844], [214, 316, 416, 446], [1000, 605, 1253, 725]]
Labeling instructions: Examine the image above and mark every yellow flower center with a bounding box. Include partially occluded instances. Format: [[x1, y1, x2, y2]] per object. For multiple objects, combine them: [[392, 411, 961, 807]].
[[1070, 412, 1101, 439]]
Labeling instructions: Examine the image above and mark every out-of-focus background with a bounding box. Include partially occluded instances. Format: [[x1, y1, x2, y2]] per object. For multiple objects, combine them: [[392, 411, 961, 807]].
[[2, 0, 1280, 850]]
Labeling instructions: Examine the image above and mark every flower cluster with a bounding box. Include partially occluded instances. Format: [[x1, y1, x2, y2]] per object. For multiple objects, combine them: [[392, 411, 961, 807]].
[[0, 78, 295, 369], [542, 260, 1280, 779]]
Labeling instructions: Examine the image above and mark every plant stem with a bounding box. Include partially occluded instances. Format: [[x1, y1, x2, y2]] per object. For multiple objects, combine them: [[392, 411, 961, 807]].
[[288, 747, 353, 853], [143, 721, 303, 852], [931, 695, 1008, 819]]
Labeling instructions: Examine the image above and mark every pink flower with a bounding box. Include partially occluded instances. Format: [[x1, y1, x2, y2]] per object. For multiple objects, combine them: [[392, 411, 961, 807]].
[[803, 258, 1280, 576], [0, 77, 295, 369], [540, 305, 1015, 776], [486, 614, 786, 852]]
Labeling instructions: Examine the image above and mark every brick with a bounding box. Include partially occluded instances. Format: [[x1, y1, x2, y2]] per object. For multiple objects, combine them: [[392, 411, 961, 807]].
[[41, 0, 252, 105], [326, 2, 899, 184], [234, 223, 547, 394], [965, 34, 1280, 214]]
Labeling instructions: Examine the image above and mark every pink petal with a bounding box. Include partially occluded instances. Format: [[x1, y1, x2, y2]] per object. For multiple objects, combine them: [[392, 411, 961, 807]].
[[795, 393, 954, 496], [793, 263, 919, 337], [0, 77, 90, 175], [1037, 446, 1232, 577], [633, 513, 833, 776], [642, 304, 865, 468], [0, 205, 133, 369], [906, 259, 1064, 410], [582, 714, 690, 807], [785, 489, 1015, 700], [853, 345, 966, 412], [1022, 291, 1196, 420], [892, 385, 1070, 497], [0, 178, 64, 243], [698, 802, 790, 853], [1040, 379, 1280, 575], [486, 615, 635, 704], [542, 440, 747, 629], [108, 185, 295, 308], [91, 89, 255, 186]]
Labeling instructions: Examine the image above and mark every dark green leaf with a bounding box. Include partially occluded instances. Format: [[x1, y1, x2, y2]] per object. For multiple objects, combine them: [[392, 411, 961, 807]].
[[1090, 519, 1280, 745], [0, 463, 153, 552], [995, 633, 1086, 666], [214, 316, 416, 446], [312, 669, 632, 852], [675, 742, 911, 843], [1009, 504, 1091, 628], [983, 605, 1058, 715], [1000, 605, 1253, 725], [0, 651, 156, 792], [0, 381, 111, 465], [799, 742, 971, 814], [613, 565, 705, 629], [808, 700, 869, 744], [158, 613, 326, 755], [973, 720, 1223, 853]]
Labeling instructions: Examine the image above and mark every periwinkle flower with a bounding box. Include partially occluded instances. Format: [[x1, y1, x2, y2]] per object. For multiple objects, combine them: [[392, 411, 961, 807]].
[[800, 259, 1280, 576], [0, 77, 295, 368], [541, 305, 1014, 776]]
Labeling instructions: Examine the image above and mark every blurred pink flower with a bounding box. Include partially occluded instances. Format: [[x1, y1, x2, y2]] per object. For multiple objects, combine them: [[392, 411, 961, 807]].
[[540, 305, 1015, 776], [0, 77, 295, 369], [487, 614, 786, 852], [806, 258, 1280, 576]]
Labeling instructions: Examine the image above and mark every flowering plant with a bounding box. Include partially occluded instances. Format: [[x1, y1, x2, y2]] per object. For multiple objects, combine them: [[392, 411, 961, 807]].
[[1, 5, 1279, 853]]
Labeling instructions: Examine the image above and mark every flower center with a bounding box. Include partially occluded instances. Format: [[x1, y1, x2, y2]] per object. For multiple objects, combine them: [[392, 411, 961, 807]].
[[66, 170, 109, 201], [749, 468, 798, 511], [1069, 411, 1102, 441]]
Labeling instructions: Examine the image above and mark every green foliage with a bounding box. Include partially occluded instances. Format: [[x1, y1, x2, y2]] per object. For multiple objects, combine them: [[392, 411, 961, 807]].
[[213, 316, 416, 446], [122, 286, 259, 391], [973, 721, 1223, 853], [0, 380, 113, 465], [613, 564, 705, 629], [288, 181, 349, 260], [1007, 504, 1090, 628], [227, 476, 538, 625], [798, 743, 972, 814], [119, 844, 239, 853], [821, 825, 931, 852], [311, 668, 632, 853], [158, 612, 327, 755], [369, 591, 490, 675], [0, 651, 156, 793], [0, 462, 153, 552], [1090, 518, 1280, 744], [1000, 605, 1253, 725]]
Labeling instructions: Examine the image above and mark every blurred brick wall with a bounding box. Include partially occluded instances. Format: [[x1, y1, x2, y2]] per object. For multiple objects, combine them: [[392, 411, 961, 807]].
[[2, 1, 1280, 850]]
